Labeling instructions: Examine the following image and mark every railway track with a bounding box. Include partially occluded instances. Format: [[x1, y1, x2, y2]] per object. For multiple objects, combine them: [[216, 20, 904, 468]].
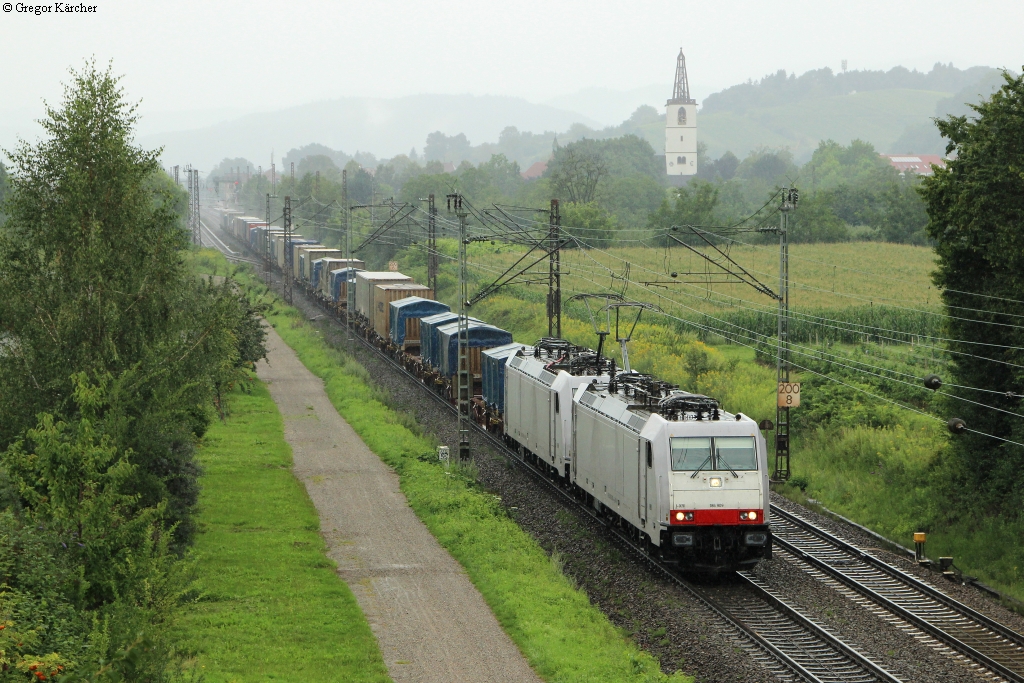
[[201, 212, 1018, 681], [770, 505, 1024, 682], [330, 298, 903, 683]]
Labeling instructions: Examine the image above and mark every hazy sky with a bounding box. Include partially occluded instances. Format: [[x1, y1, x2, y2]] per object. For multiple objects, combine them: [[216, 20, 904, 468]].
[[1, 0, 1022, 139]]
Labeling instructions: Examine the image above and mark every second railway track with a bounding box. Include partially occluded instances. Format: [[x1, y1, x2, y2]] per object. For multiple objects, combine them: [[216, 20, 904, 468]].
[[770, 505, 1024, 682]]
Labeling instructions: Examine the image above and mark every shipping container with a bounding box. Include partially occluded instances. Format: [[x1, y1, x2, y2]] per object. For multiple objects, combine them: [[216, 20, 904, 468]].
[[329, 268, 363, 304], [481, 343, 528, 412], [292, 245, 326, 279], [436, 321, 513, 378], [275, 237, 317, 269], [420, 312, 460, 369], [318, 258, 365, 294], [389, 297, 451, 349], [220, 210, 244, 235], [300, 249, 342, 282], [232, 216, 261, 241], [371, 284, 434, 338], [353, 272, 412, 318]]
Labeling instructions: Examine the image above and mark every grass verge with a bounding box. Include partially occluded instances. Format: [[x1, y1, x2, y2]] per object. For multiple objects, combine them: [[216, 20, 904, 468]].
[[173, 377, 392, 683], [260, 298, 690, 682]]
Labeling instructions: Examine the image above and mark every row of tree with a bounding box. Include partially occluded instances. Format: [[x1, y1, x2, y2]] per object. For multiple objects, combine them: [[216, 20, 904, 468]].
[[224, 129, 931, 250], [0, 63, 267, 679]]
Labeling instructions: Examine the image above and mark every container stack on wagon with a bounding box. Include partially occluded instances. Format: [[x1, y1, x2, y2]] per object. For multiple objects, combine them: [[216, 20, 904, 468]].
[[389, 297, 451, 352]]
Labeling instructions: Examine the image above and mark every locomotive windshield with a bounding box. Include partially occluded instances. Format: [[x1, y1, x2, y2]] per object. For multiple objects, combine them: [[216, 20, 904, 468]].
[[670, 436, 757, 471], [670, 437, 711, 470], [715, 437, 758, 471]]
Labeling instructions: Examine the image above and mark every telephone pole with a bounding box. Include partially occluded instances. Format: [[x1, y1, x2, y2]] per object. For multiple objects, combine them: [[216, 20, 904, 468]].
[[547, 199, 562, 338], [283, 196, 293, 304]]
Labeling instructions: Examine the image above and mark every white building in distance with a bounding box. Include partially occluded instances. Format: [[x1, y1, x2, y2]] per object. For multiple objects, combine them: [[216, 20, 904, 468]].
[[665, 49, 697, 177]]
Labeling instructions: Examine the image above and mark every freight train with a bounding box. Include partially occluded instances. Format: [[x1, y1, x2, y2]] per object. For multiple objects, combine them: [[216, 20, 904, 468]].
[[214, 208, 772, 570]]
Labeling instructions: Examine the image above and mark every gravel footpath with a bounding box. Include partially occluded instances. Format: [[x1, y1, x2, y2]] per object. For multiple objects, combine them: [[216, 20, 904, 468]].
[[257, 325, 542, 683]]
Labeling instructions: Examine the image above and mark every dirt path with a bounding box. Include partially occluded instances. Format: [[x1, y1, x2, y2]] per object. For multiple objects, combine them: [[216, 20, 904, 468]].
[[256, 326, 542, 683]]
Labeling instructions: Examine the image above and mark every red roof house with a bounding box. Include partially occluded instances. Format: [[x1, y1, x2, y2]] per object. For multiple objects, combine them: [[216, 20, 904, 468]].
[[879, 154, 947, 176], [521, 161, 548, 180]]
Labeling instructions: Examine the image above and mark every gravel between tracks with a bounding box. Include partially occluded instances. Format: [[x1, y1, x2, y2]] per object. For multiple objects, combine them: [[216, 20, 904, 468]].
[[220, 212, 1023, 683]]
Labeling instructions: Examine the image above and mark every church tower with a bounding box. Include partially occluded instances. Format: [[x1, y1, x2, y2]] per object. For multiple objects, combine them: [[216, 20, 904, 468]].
[[665, 49, 697, 176]]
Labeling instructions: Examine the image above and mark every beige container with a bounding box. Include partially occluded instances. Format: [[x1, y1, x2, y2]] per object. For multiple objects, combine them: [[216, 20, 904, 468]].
[[354, 272, 412, 319], [318, 258, 366, 294], [292, 245, 326, 279], [300, 249, 343, 282], [372, 284, 434, 338]]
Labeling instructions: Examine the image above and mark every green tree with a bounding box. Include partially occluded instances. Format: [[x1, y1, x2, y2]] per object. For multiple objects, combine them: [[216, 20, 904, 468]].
[[561, 202, 617, 248], [647, 179, 720, 241], [921, 68, 1024, 513], [0, 161, 10, 222], [787, 191, 850, 243], [547, 140, 609, 204], [878, 177, 929, 244], [0, 62, 257, 546]]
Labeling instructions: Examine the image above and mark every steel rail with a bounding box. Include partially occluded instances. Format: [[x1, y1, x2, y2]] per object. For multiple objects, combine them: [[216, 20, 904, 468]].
[[771, 505, 1024, 682], [205, 212, 902, 683]]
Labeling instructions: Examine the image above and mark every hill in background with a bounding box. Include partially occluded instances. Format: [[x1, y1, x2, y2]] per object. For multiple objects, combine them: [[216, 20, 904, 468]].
[[698, 64, 1008, 160], [141, 94, 600, 174], [157, 63, 1008, 175]]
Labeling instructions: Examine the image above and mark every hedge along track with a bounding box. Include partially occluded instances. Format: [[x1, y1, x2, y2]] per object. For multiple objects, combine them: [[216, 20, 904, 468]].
[[203, 217, 902, 682], [769, 505, 1024, 682]]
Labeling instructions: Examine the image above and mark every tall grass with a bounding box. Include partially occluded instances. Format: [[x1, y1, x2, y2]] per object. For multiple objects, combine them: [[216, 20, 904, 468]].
[[175, 379, 392, 682]]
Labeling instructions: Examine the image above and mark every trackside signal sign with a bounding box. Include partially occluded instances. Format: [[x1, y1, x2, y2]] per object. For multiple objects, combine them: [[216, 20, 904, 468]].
[[778, 382, 801, 408]]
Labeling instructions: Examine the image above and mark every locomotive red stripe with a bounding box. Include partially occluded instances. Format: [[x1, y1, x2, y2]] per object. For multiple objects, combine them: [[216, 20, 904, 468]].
[[670, 509, 763, 525]]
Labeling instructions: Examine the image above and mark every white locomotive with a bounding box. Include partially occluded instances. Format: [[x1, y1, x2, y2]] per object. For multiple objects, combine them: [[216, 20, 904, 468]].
[[501, 343, 771, 571]]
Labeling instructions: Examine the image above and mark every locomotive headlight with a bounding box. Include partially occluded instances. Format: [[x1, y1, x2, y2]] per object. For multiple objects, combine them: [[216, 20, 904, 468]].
[[709, 477, 723, 487], [675, 511, 685, 521], [741, 511, 758, 521]]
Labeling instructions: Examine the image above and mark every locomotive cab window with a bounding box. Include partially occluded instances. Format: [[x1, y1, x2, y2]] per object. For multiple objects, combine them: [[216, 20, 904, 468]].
[[670, 436, 757, 471], [715, 437, 757, 471], [670, 437, 711, 471], [554, 394, 560, 413], [646, 441, 652, 468]]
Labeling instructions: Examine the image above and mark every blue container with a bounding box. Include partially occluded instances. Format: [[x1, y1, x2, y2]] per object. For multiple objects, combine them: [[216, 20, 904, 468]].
[[438, 322, 514, 377], [329, 268, 361, 303], [310, 259, 324, 289], [419, 312, 459, 369], [389, 297, 451, 346], [482, 343, 526, 412]]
